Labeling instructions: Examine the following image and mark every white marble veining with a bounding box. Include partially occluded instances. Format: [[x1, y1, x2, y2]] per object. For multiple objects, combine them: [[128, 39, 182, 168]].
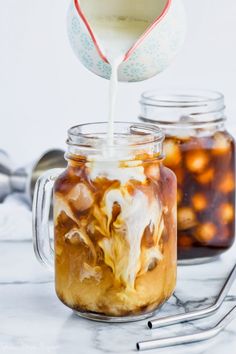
[[0, 200, 236, 353]]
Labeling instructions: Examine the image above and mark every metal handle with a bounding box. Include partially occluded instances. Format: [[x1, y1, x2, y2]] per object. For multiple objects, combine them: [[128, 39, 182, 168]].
[[32, 168, 63, 270]]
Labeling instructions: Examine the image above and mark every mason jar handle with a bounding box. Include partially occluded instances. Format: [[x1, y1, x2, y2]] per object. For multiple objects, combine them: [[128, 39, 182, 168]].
[[32, 168, 64, 271]]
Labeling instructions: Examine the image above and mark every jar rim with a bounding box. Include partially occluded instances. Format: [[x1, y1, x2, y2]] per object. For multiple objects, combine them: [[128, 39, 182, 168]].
[[139, 89, 225, 125], [141, 89, 224, 107], [67, 122, 164, 150]]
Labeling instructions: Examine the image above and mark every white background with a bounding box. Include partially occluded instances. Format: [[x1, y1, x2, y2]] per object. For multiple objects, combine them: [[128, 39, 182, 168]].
[[0, 0, 236, 165]]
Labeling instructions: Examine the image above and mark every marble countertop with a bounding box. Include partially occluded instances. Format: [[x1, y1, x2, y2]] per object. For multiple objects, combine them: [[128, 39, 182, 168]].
[[0, 198, 236, 354]]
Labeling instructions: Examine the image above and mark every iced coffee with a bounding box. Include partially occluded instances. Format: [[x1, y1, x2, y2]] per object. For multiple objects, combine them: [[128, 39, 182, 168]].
[[53, 123, 177, 318], [163, 131, 235, 260], [139, 89, 236, 263]]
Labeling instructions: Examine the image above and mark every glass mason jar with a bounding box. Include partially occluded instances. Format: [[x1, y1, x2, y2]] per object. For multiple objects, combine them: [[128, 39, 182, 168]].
[[139, 90, 236, 264], [32, 122, 177, 321]]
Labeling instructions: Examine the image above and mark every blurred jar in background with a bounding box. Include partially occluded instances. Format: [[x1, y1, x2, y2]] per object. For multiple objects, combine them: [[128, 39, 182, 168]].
[[139, 90, 235, 264]]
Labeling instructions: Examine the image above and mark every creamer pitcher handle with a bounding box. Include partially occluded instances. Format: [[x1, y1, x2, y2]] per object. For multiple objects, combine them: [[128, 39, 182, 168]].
[[32, 168, 63, 270]]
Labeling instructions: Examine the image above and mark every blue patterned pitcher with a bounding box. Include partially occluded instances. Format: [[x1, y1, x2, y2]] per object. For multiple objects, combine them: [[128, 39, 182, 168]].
[[67, 0, 186, 82]]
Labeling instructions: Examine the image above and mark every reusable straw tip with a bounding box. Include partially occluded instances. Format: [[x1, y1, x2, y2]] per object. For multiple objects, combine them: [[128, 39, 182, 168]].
[[147, 321, 153, 329]]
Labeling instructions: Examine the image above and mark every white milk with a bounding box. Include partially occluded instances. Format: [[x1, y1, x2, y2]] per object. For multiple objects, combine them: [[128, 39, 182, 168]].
[[79, 0, 169, 144], [88, 17, 150, 144]]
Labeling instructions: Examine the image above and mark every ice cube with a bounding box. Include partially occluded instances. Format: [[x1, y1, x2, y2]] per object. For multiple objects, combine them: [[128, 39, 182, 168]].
[[67, 183, 94, 211], [218, 203, 234, 224], [212, 132, 231, 155], [145, 163, 160, 180], [218, 172, 235, 193], [194, 222, 217, 243], [65, 227, 97, 259], [163, 139, 181, 167], [65, 228, 82, 245], [192, 193, 207, 211], [177, 207, 197, 230], [79, 263, 102, 283], [185, 150, 209, 173]]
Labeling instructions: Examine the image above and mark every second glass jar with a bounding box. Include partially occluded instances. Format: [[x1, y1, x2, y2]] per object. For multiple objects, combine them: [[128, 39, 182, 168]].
[[139, 89, 235, 264]]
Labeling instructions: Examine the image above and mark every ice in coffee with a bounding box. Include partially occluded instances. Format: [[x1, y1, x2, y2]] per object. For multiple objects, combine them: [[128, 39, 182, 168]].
[[164, 131, 235, 260], [53, 123, 177, 318], [139, 90, 236, 263]]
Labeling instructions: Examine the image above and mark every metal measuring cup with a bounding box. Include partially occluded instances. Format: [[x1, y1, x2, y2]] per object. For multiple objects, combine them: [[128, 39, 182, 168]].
[[0, 149, 66, 206]]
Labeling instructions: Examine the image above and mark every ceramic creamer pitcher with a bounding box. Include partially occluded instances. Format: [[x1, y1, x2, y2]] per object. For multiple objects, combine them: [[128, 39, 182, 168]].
[[67, 0, 186, 82]]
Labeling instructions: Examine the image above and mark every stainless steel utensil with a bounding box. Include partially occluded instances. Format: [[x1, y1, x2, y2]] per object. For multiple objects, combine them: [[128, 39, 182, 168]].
[[0, 150, 14, 202], [148, 263, 236, 329], [10, 149, 66, 205], [0, 149, 66, 205], [137, 305, 236, 351]]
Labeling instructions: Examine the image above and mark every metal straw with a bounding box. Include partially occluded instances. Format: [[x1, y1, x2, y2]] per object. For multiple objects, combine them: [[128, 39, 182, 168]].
[[148, 263, 236, 329], [137, 305, 236, 351]]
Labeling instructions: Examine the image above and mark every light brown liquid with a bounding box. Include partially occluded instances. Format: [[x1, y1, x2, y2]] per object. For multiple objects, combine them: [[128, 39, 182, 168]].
[[163, 131, 235, 260], [54, 154, 177, 316]]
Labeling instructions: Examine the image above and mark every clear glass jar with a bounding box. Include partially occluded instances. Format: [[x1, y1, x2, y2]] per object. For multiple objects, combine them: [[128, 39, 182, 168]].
[[139, 90, 236, 264], [33, 122, 177, 321]]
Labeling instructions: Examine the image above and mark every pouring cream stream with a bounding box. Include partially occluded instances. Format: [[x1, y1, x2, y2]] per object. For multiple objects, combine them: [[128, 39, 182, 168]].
[[80, 14, 150, 144], [71, 0, 186, 145], [89, 17, 150, 144]]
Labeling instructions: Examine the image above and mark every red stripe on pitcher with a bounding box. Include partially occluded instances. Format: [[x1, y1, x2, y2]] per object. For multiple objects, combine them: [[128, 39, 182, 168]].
[[124, 0, 172, 62], [74, 0, 109, 63], [74, 0, 172, 64]]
